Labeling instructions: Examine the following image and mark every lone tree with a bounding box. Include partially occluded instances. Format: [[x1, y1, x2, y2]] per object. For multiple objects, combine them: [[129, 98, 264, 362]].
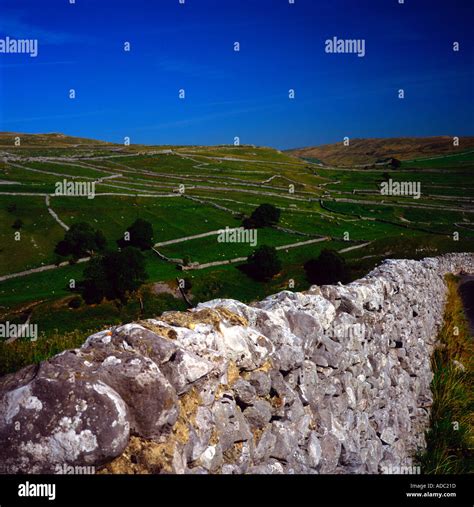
[[79, 247, 148, 305], [55, 222, 107, 260], [304, 249, 350, 286], [390, 158, 401, 169], [243, 203, 281, 229], [117, 218, 154, 250], [245, 245, 282, 281]]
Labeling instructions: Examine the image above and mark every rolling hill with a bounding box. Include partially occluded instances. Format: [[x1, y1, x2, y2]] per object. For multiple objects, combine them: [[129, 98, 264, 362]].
[[288, 136, 474, 166]]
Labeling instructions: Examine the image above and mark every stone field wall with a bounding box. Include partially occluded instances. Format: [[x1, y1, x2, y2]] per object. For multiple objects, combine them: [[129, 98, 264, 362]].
[[1, 253, 473, 474]]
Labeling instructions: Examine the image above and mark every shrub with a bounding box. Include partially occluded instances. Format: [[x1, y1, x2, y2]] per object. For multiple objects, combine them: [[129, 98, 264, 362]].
[[304, 249, 350, 285], [245, 245, 281, 281], [117, 218, 154, 250], [243, 204, 281, 229], [79, 247, 148, 305], [54, 222, 107, 259]]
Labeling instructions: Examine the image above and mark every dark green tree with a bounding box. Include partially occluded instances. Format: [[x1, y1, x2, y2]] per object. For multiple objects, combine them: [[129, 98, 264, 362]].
[[390, 158, 401, 169], [55, 222, 107, 259], [243, 203, 281, 229], [117, 218, 154, 250], [304, 249, 350, 286], [79, 247, 148, 305], [79, 256, 109, 304], [245, 245, 282, 281]]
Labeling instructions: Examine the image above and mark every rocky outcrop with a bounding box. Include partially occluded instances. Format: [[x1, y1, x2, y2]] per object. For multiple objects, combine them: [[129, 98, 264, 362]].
[[1, 253, 473, 474]]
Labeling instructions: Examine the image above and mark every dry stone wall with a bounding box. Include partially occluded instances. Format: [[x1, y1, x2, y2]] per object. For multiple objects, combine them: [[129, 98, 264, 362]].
[[1, 253, 473, 474]]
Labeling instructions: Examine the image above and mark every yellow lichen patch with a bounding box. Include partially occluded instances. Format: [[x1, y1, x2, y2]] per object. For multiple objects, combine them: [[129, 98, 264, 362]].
[[213, 361, 241, 401], [178, 387, 202, 429], [209, 428, 219, 446], [226, 361, 241, 386], [100, 389, 204, 474], [97, 434, 178, 474], [137, 321, 178, 340], [255, 359, 272, 373], [140, 440, 176, 473], [214, 307, 248, 327], [213, 383, 228, 401], [223, 441, 243, 464], [158, 307, 248, 333], [252, 427, 264, 447], [97, 436, 151, 474]]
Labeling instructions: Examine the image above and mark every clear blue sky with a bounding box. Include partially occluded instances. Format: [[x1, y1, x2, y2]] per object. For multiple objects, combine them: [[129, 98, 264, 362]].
[[0, 0, 472, 149]]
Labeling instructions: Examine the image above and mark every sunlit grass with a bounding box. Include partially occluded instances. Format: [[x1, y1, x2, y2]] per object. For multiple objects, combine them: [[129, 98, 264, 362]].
[[417, 274, 473, 474]]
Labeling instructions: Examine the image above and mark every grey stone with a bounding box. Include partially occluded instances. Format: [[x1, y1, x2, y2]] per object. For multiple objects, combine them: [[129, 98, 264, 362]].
[[212, 397, 252, 452], [319, 433, 342, 473], [243, 400, 272, 429], [232, 379, 257, 406], [307, 431, 322, 468], [248, 371, 271, 397]]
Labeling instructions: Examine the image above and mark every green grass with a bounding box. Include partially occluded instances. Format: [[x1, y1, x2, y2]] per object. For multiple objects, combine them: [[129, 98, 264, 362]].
[[0, 289, 186, 376], [0, 329, 90, 377], [403, 150, 474, 169], [0, 263, 86, 308], [0, 195, 66, 276], [417, 275, 473, 474], [159, 227, 305, 264], [52, 195, 242, 243]]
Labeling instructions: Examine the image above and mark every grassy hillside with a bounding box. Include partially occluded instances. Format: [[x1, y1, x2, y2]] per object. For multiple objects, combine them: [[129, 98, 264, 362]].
[[288, 137, 474, 166]]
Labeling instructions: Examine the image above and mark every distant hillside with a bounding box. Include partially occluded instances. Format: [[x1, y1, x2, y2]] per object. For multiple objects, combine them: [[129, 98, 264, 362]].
[[288, 136, 474, 166], [0, 132, 113, 148]]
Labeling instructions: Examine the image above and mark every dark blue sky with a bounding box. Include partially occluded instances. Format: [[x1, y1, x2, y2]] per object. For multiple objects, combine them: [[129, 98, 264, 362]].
[[0, 0, 472, 149]]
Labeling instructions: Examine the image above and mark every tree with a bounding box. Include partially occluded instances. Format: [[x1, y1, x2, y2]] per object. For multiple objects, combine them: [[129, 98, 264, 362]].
[[245, 245, 281, 281], [390, 158, 401, 169], [79, 247, 148, 305], [117, 218, 154, 250], [94, 230, 107, 251], [12, 219, 23, 230], [304, 249, 350, 286], [79, 256, 109, 304], [55, 222, 107, 259], [243, 203, 281, 229]]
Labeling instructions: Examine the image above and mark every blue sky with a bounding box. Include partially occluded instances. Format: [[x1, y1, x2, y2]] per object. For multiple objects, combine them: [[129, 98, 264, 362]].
[[0, 0, 472, 149]]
